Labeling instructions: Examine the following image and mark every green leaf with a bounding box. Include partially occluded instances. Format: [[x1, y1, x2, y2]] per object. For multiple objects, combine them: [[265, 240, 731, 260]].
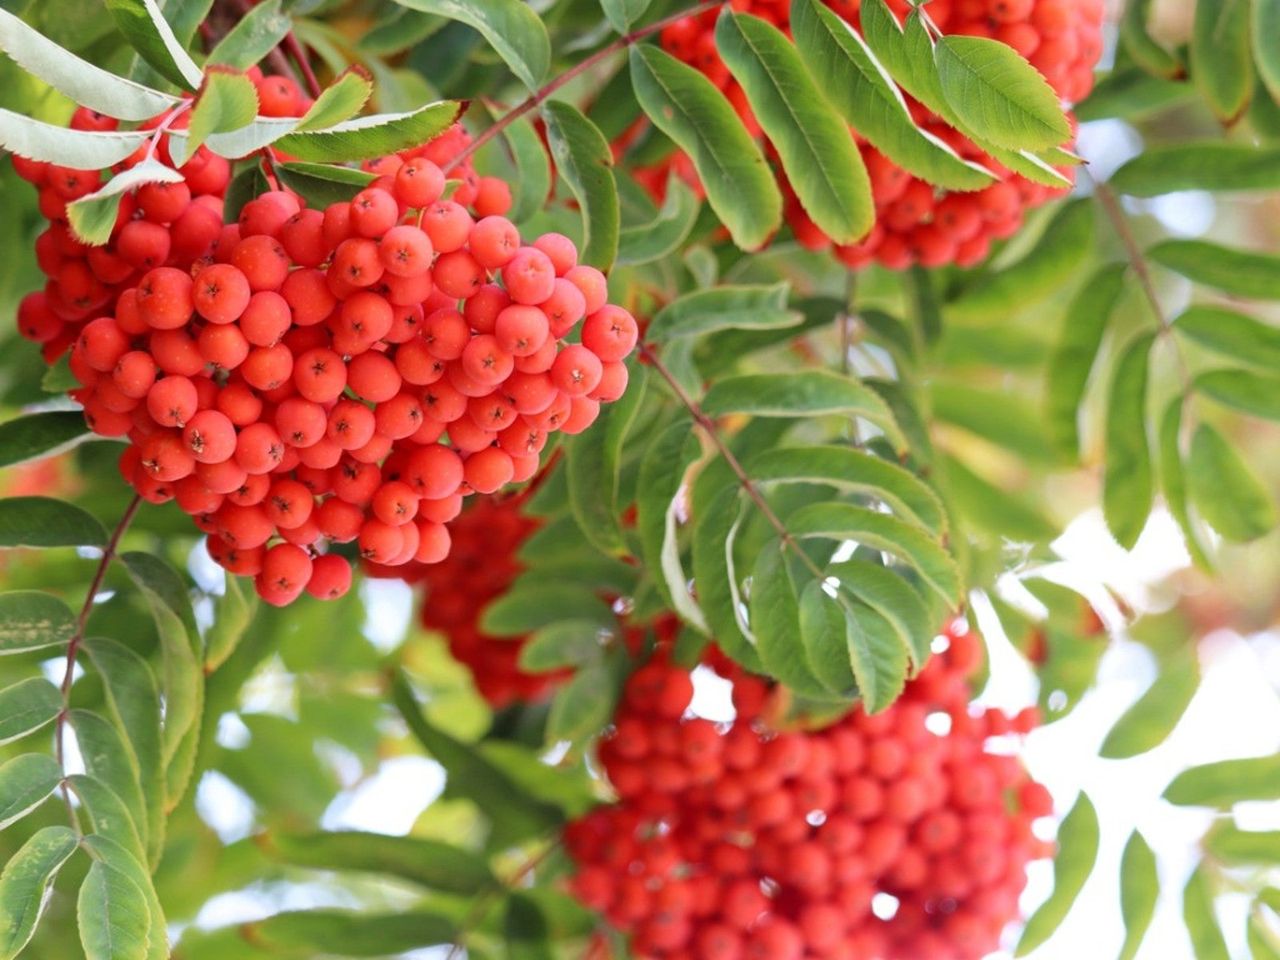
[[480, 583, 613, 636], [931, 381, 1059, 465], [0, 496, 107, 548], [0, 754, 62, 830], [391, 672, 564, 844], [1103, 333, 1155, 550], [752, 543, 832, 699], [0, 826, 79, 960], [203, 574, 256, 673], [0, 411, 88, 470], [787, 502, 961, 606], [275, 161, 376, 208], [1184, 866, 1231, 960], [0, 591, 75, 655], [261, 831, 497, 895], [690, 483, 758, 667], [647, 283, 799, 342], [167, 116, 299, 167], [1187, 423, 1277, 542], [947, 199, 1094, 320], [797, 581, 856, 697], [1190, 0, 1251, 122], [67, 160, 184, 246], [294, 69, 374, 132], [747, 444, 947, 534], [206, 0, 291, 70], [637, 423, 705, 627], [701, 371, 906, 453], [390, 0, 548, 90], [790, 0, 993, 190], [0, 108, 150, 167], [272, 100, 461, 162], [1165, 753, 1280, 806], [1256, 0, 1280, 103], [943, 453, 1054, 542], [715, 9, 871, 244], [1015, 793, 1099, 955], [245, 910, 456, 955], [0, 8, 180, 120], [934, 34, 1072, 151], [1196, 369, 1280, 421], [1118, 831, 1158, 960], [69, 710, 147, 846], [81, 637, 163, 867], [547, 648, 626, 745], [542, 101, 619, 271], [1075, 68, 1195, 123], [1111, 143, 1280, 195], [505, 893, 553, 960], [42, 355, 78, 394], [1204, 822, 1280, 865], [1100, 650, 1198, 758], [186, 69, 259, 156], [66, 776, 146, 865], [1044, 263, 1127, 458], [1157, 398, 1213, 570], [0, 678, 61, 746], [616, 174, 700, 265], [1249, 906, 1280, 960], [104, 0, 203, 90], [519, 620, 607, 672], [629, 45, 781, 250], [830, 558, 933, 668], [222, 162, 271, 224], [600, 0, 650, 34], [842, 598, 907, 713], [496, 112, 551, 225], [78, 860, 150, 960], [1149, 240, 1280, 299], [77, 835, 165, 960], [1120, 0, 1182, 78], [1173, 305, 1280, 369]]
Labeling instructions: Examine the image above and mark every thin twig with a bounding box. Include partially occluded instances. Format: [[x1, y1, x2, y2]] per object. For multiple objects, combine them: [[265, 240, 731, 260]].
[[639, 343, 828, 584], [283, 33, 323, 98], [442, 0, 723, 174], [55, 495, 143, 828]]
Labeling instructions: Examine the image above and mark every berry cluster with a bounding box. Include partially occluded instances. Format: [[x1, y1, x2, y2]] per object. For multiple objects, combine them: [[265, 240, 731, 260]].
[[13, 81, 639, 607], [652, 0, 1104, 269], [566, 623, 1053, 960]]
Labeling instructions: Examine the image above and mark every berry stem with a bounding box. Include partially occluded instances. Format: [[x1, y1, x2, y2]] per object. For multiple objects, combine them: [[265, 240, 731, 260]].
[[638, 343, 828, 584], [283, 32, 324, 99], [55, 494, 143, 830], [443, 0, 724, 174]]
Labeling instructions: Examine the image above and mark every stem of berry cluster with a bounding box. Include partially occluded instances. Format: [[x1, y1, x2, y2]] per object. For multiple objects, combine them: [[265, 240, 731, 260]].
[[282, 32, 323, 98], [442, 0, 724, 174], [638, 343, 829, 584], [54, 494, 143, 829], [143, 101, 194, 164]]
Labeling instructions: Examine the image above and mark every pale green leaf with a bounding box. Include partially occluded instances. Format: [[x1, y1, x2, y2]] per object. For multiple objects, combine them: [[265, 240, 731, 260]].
[[1196, 369, 1280, 421], [0, 108, 149, 167], [185, 69, 259, 156], [1103, 333, 1155, 550], [0, 591, 75, 655], [1100, 650, 1198, 758], [1184, 866, 1231, 960], [1187, 423, 1277, 542], [1173, 305, 1280, 369], [1118, 831, 1158, 960], [390, 0, 549, 90], [1016, 793, 1099, 955], [1256, 0, 1280, 103], [293, 70, 374, 132], [0, 826, 79, 960], [0, 754, 62, 830], [67, 160, 183, 246], [78, 860, 150, 960], [1149, 240, 1280, 299], [1165, 753, 1280, 807], [1111, 143, 1280, 195]]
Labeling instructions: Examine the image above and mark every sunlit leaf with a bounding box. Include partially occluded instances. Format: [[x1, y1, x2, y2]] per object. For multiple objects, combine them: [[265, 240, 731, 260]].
[[1015, 793, 1099, 955]]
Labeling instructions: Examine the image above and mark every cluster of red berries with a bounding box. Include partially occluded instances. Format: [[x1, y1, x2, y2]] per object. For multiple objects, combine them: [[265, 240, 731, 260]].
[[12, 79, 640, 607], [566, 623, 1053, 960], [650, 0, 1103, 269]]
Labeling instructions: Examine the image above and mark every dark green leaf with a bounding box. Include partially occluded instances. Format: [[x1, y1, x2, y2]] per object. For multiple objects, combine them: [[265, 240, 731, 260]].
[[542, 100, 619, 271], [616, 174, 700, 265], [1184, 866, 1231, 960], [391, 0, 549, 90], [1187, 423, 1277, 542], [0, 826, 79, 960], [505, 893, 553, 960], [1111, 143, 1280, 195], [222, 162, 271, 224], [628, 45, 781, 250], [273, 100, 461, 162], [519, 620, 608, 672], [0, 496, 107, 548], [1196, 369, 1280, 421], [1190, 0, 1251, 122], [715, 9, 871, 243], [947, 199, 1094, 320], [1257, 0, 1280, 103], [0, 678, 61, 746], [262, 831, 497, 895], [480, 583, 613, 636], [842, 598, 907, 713], [497, 113, 551, 225], [1100, 650, 1198, 758], [752, 543, 832, 699], [1118, 831, 1158, 960], [1103, 333, 1155, 550], [68, 159, 184, 246], [1149, 240, 1280, 299], [78, 860, 150, 960], [1045, 263, 1127, 458], [206, 0, 291, 70], [0, 590, 75, 655], [1015, 793, 1099, 955], [934, 34, 1072, 151], [547, 648, 626, 745], [0, 753, 62, 830], [1165, 753, 1280, 806], [104, 0, 203, 90], [791, 0, 992, 190], [275, 161, 376, 208], [797, 581, 856, 697], [1174, 305, 1280, 369], [647, 282, 799, 341]]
